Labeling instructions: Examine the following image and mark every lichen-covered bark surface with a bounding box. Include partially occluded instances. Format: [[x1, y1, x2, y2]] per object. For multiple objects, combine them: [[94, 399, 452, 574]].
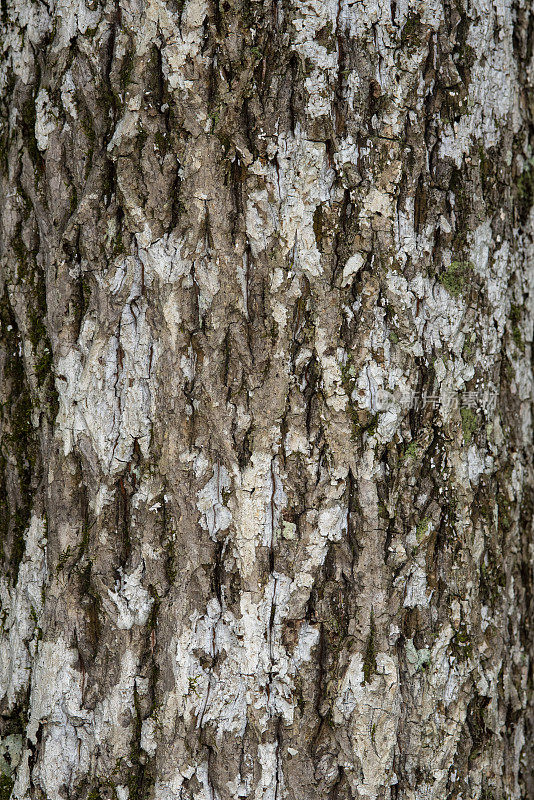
[[1, 0, 534, 797]]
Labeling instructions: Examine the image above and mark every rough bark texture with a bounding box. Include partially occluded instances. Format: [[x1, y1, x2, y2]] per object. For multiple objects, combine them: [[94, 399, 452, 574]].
[[1, 0, 534, 798]]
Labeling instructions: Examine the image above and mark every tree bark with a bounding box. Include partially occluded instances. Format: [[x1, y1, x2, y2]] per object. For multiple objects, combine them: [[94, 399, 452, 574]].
[[1, 0, 534, 798]]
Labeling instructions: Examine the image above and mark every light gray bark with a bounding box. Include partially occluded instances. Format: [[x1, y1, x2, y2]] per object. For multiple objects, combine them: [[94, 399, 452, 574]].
[[0, 0, 533, 798]]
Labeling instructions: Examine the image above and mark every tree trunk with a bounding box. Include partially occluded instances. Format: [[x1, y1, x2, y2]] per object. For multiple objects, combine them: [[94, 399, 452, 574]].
[[1, 0, 533, 798]]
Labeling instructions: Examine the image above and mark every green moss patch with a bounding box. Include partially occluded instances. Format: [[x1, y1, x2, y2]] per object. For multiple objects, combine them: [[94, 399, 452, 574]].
[[460, 407, 478, 444], [0, 774, 13, 800], [439, 261, 472, 298], [362, 611, 377, 684]]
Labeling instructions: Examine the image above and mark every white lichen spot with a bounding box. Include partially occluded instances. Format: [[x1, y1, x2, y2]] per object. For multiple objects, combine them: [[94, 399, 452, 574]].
[[60, 71, 78, 119], [26, 637, 92, 798], [197, 464, 232, 541], [0, 734, 23, 776], [341, 252, 365, 287], [255, 742, 282, 800], [0, 515, 47, 709], [403, 564, 431, 608], [281, 521, 297, 540], [334, 652, 400, 800], [34, 89, 57, 151], [140, 717, 158, 757], [105, 564, 153, 629], [405, 638, 431, 673], [55, 257, 156, 473]]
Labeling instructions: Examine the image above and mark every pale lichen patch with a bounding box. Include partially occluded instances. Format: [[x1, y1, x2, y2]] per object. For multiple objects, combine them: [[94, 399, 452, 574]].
[[34, 89, 57, 152], [105, 564, 154, 630], [0, 515, 47, 709]]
